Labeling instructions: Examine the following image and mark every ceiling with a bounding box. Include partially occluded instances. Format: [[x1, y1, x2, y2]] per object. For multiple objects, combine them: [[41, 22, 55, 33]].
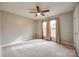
[[0, 2, 77, 20]]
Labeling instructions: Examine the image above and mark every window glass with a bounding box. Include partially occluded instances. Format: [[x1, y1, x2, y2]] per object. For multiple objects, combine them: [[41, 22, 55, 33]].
[[42, 21, 47, 38], [50, 20, 56, 41]]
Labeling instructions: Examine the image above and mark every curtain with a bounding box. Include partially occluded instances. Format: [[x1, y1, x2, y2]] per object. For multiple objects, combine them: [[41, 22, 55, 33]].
[[47, 18, 51, 40], [56, 16, 61, 43], [42, 21, 44, 39]]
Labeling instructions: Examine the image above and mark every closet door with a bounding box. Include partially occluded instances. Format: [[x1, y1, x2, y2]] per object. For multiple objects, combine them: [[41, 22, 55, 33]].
[[73, 3, 79, 56]]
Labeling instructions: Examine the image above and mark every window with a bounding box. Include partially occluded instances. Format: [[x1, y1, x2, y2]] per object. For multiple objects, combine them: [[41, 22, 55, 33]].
[[42, 21, 47, 39], [50, 19, 56, 41], [42, 19, 56, 41]]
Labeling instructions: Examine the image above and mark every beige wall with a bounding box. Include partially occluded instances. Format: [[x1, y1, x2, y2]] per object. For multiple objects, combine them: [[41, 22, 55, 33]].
[[0, 11, 1, 56], [36, 20, 42, 39], [0, 11, 1, 46], [1, 11, 36, 46], [60, 12, 73, 45]]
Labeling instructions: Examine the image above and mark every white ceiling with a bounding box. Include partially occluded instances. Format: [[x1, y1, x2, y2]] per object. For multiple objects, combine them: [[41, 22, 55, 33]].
[[0, 2, 76, 20]]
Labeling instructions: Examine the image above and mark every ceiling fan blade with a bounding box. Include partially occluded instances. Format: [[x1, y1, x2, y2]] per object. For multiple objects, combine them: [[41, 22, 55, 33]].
[[29, 12, 37, 13], [29, 6, 49, 16], [42, 10, 49, 12], [35, 14, 37, 16], [41, 13, 45, 16], [36, 6, 40, 12]]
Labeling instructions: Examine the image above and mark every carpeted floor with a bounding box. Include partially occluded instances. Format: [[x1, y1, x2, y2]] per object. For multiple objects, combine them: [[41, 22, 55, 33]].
[[1, 39, 77, 57]]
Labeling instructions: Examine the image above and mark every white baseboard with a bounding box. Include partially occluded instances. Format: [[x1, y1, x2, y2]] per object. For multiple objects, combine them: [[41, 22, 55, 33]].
[[62, 42, 74, 46]]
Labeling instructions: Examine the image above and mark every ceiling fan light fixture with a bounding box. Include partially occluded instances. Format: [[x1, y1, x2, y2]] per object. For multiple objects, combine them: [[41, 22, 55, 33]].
[[29, 6, 49, 16], [37, 13, 41, 16]]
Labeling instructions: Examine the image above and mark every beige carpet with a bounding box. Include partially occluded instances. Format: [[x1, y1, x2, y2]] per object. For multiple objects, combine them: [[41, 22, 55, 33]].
[[1, 39, 77, 57]]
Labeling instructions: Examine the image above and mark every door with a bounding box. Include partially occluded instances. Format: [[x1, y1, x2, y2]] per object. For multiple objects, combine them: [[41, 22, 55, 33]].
[[73, 4, 79, 56]]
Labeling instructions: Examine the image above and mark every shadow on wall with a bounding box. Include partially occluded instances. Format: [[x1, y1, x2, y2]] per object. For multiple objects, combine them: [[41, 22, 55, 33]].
[[2, 34, 33, 47], [8, 35, 31, 45], [1, 11, 36, 47]]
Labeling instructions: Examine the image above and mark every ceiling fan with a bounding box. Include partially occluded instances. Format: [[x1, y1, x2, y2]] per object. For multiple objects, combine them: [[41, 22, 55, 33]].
[[29, 6, 50, 16]]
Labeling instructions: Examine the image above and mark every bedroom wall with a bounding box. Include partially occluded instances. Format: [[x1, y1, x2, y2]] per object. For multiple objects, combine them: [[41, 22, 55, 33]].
[[0, 11, 2, 56], [0, 11, 1, 46], [35, 20, 42, 39], [1, 11, 36, 46], [60, 12, 73, 45], [36, 12, 73, 45]]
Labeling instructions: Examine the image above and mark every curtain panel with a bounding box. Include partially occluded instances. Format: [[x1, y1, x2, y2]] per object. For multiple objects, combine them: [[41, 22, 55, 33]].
[[56, 16, 61, 43], [47, 18, 51, 40]]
